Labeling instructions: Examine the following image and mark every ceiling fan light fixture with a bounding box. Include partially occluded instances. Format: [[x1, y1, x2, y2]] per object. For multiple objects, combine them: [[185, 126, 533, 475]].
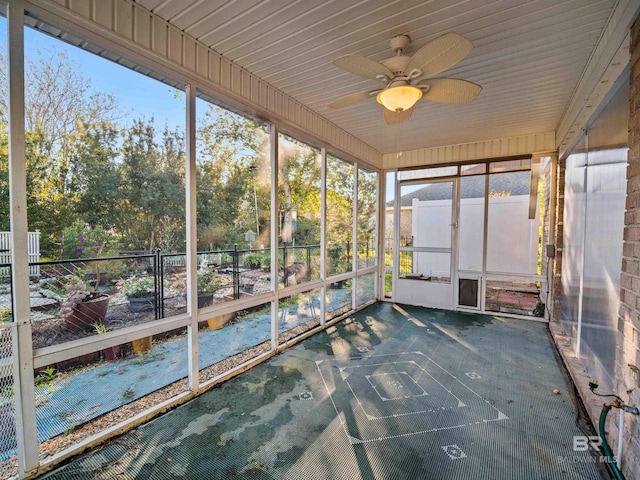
[[376, 85, 422, 112]]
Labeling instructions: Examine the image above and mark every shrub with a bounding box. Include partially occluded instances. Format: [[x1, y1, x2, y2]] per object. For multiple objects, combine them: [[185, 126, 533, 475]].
[[244, 251, 270, 269], [122, 275, 155, 298], [0, 306, 12, 323], [197, 268, 220, 295]]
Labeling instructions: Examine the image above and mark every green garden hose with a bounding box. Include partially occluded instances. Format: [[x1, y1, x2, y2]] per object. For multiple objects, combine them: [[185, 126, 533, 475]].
[[599, 403, 625, 480]]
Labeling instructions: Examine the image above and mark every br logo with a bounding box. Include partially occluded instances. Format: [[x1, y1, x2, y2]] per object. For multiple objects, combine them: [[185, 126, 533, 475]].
[[573, 436, 602, 452]]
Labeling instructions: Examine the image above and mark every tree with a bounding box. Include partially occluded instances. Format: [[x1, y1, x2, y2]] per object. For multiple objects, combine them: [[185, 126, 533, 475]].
[[69, 120, 120, 229], [326, 156, 354, 274], [115, 118, 186, 251], [0, 46, 118, 255], [196, 106, 269, 249], [357, 169, 378, 257], [277, 135, 321, 247]]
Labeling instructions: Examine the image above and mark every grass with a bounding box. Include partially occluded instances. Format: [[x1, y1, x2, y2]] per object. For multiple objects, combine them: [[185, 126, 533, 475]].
[[385, 272, 392, 293]]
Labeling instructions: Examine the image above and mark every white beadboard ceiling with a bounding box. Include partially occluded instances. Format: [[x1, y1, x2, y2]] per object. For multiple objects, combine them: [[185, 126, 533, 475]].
[[134, 0, 617, 154]]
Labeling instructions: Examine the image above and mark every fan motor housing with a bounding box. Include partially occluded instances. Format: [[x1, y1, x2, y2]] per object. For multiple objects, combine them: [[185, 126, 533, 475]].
[[390, 34, 411, 52], [381, 55, 411, 76]]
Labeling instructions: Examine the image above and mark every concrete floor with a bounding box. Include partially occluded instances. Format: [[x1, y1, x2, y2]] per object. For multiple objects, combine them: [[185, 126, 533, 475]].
[[41, 303, 608, 479]]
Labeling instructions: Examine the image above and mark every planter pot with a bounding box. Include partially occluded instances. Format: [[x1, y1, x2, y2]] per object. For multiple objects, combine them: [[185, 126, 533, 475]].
[[131, 336, 152, 354], [65, 293, 110, 330], [240, 284, 255, 295], [198, 293, 215, 309], [103, 345, 122, 362], [128, 296, 156, 313], [207, 312, 236, 330]]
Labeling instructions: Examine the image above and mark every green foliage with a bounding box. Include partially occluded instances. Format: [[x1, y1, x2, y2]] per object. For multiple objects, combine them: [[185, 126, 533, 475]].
[[34, 367, 56, 387], [0, 46, 119, 253], [196, 107, 270, 250], [115, 119, 186, 251], [327, 243, 351, 275], [100, 259, 131, 281], [0, 306, 11, 323], [197, 267, 219, 295], [157, 214, 184, 253], [326, 156, 355, 276], [384, 271, 393, 293], [61, 220, 118, 259], [122, 275, 155, 299], [357, 169, 378, 247], [243, 251, 270, 269], [278, 135, 321, 247], [62, 273, 90, 293], [0, 46, 379, 266], [69, 120, 120, 230], [399, 251, 413, 275], [92, 322, 108, 335]]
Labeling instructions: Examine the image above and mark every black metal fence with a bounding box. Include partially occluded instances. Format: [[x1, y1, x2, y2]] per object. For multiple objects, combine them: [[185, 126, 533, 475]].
[[383, 237, 413, 274], [0, 243, 336, 323]]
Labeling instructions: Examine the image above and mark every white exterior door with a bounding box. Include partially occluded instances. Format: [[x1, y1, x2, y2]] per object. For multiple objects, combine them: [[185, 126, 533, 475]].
[[394, 179, 457, 309]]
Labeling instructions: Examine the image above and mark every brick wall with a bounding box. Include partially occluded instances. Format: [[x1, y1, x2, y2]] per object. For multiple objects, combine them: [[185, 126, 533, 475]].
[[551, 158, 565, 322], [613, 15, 640, 478], [541, 160, 551, 310]]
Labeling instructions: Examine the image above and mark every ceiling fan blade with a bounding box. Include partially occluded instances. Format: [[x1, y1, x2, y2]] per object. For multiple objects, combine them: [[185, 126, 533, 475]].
[[333, 54, 393, 81], [406, 32, 473, 78], [384, 106, 413, 125], [419, 78, 481, 104], [327, 90, 373, 109]]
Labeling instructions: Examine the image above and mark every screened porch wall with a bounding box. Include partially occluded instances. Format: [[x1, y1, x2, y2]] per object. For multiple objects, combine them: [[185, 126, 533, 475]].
[[559, 80, 629, 392]]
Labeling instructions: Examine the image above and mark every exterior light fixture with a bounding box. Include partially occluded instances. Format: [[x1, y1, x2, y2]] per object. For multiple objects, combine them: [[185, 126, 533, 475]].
[[376, 85, 422, 111]]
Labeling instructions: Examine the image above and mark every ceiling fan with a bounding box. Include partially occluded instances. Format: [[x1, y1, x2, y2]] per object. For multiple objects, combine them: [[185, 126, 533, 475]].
[[327, 33, 481, 125]]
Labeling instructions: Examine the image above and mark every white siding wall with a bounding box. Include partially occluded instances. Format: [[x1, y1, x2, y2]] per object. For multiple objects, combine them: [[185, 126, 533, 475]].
[[383, 133, 556, 170]]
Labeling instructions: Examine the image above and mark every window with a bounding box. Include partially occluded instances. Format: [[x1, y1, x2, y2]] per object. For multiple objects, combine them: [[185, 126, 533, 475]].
[[357, 168, 378, 269], [23, 25, 187, 343], [277, 134, 321, 288], [383, 172, 395, 298], [196, 99, 271, 304], [326, 155, 353, 277]]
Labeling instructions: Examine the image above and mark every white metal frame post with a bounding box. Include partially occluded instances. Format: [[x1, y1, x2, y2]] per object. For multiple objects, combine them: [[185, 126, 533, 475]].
[[375, 170, 383, 301], [8, 1, 39, 474], [451, 178, 460, 307], [320, 148, 327, 326], [270, 126, 279, 349], [480, 173, 490, 312], [186, 85, 199, 389], [392, 172, 401, 302], [546, 153, 558, 321], [377, 171, 386, 301], [352, 163, 359, 309]]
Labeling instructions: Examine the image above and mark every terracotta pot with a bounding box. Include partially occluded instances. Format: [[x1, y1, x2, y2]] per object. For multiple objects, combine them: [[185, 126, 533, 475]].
[[65, 293, 110, 330], [207, 312, 236, 330], [103, 345, 122, 362], [131, 336, 152, 354]]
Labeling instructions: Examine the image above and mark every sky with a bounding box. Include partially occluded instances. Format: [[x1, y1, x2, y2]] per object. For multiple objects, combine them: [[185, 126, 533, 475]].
[[4, 19, 390, 194], [0, 19, 214, 133]]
